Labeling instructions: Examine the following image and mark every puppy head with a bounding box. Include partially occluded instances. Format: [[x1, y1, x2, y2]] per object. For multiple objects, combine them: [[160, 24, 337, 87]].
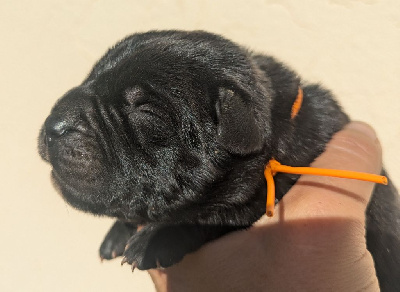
[[38, 31, 273, 222]]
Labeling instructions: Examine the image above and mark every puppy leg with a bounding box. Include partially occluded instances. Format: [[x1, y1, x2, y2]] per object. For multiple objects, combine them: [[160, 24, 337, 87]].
[[99, 220, 136, 260], [122, 224, 244, 270]]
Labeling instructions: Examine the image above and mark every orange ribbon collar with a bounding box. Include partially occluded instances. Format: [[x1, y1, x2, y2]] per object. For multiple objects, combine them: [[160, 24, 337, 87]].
[[264, 87, 388, 217], [291, 87, 303, 119]]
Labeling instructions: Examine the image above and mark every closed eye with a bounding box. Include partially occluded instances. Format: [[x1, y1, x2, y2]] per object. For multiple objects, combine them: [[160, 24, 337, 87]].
[[137, 103, 163, 119]]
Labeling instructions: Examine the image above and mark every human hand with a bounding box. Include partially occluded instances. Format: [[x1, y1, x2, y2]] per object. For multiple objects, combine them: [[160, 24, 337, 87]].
[[148, 122, 381, 292]]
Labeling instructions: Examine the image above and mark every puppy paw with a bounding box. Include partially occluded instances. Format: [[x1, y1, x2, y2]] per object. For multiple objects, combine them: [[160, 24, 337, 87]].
[[121, 224, 188, 270], [99, 221, 135, 260]]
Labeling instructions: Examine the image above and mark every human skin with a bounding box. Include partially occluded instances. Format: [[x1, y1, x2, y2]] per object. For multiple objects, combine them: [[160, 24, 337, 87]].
[[148, 121, 381, 292]]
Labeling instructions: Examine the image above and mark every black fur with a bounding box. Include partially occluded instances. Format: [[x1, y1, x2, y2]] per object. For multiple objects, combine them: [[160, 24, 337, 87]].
[[38, 30, 400, 290]]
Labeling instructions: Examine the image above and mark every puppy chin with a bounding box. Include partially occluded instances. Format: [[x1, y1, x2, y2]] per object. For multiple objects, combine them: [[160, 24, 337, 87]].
[[51, 170, 110, 215]]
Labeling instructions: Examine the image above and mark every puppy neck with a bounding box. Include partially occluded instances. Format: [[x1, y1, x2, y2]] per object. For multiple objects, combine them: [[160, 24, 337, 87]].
[[269, 84, 349, 167]]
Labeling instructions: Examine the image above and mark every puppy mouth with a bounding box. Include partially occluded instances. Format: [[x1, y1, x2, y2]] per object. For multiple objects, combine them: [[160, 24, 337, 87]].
[[38, 127, 50, 162], [41, 126, 112, 208], [39, 120, 103, 171]]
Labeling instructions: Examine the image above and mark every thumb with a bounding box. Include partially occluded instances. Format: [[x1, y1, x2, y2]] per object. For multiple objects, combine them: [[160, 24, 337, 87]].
[[269, 121, 383, 223]]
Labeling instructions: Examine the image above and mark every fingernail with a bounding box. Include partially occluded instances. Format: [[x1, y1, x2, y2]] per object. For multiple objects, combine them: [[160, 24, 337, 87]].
[[346, 121, 377, 140]]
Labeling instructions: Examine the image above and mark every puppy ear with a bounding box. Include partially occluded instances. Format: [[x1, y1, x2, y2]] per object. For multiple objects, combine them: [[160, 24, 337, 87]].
[[216, 88, 263, 155]]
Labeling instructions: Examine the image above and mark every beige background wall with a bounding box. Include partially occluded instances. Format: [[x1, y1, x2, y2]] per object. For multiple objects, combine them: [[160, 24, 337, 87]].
[[1, 1, 399, 291]]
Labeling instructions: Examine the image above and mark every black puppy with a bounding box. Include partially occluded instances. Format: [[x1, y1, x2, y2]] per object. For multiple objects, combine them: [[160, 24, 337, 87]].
[[38, 30, 400, 290]]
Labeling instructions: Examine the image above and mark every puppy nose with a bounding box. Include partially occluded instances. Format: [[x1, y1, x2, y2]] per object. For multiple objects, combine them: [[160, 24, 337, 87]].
[[44, 116, 69, 140]]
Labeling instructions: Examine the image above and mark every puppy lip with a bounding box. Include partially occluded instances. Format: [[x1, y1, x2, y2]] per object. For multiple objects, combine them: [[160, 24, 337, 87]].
[[39, 147, 50, 162], [38, 127, 50, 162]]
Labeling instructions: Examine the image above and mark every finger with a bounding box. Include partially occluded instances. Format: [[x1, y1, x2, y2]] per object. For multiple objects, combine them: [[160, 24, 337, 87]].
[[148, 269, 167, 292], [269, 121, 383, 223], [251, 122, 381, 291]]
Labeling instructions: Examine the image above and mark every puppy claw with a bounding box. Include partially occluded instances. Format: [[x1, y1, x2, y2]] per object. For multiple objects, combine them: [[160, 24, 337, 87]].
[[121, 257, 128, 266], [131, 263, 137, 272]]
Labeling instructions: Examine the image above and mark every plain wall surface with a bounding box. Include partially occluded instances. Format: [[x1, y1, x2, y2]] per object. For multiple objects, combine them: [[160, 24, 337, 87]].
[[1, 1, 399, 291]]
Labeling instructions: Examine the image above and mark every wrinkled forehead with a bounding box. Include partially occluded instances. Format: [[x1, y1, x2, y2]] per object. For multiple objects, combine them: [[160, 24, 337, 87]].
[[79, 31, 265, 125], [86, 31, 254, 90]]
